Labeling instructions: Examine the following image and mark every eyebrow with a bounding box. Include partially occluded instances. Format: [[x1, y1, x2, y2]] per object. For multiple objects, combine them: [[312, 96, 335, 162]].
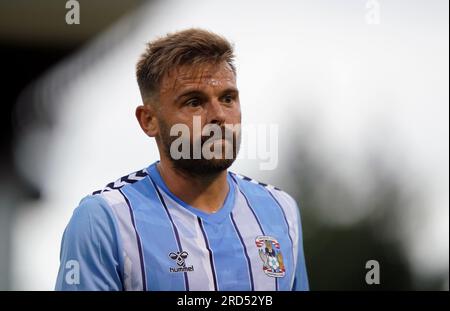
[[175, 90, 205, 103], [175, 87, 239, 102]]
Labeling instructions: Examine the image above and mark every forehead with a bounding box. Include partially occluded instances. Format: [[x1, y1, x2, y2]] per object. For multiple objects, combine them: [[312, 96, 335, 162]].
[[159, 62, 236, 95]]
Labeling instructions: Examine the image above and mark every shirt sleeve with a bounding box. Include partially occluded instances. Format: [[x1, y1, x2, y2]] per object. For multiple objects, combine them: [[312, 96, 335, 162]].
[[292, 200, 310, 291], [55, 195, 124, 291]]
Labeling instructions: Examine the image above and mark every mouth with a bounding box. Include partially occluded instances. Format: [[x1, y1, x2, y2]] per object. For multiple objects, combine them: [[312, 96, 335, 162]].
[[201, 137, 232, 146]]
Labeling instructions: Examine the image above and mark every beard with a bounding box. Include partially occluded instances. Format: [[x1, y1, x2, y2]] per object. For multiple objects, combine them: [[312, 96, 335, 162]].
[[157, 118, 241, 177]]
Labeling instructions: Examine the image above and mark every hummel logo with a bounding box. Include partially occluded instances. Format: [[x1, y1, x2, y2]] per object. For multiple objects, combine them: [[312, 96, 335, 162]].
[[169, 251, 188, 267], [168, 251, 194, 273]]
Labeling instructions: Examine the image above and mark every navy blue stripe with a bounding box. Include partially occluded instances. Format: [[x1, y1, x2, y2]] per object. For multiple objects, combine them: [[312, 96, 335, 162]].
[[149, 176, 190, 291], [267, 190, 296, 276], [230, 174, 265, 235], [230, 173, 279, 291], [197, 217, 218, 291], [230, 171, 281, 190], [229, 213, 254, 291], [93, 169, 149, 195], [135, 169, 148, 177], [118, 188, 147, 291]]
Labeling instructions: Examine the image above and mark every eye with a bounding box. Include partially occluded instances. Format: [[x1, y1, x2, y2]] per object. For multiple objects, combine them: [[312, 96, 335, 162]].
[[185, 97, 202, 107], [221, 94, 235, 105]]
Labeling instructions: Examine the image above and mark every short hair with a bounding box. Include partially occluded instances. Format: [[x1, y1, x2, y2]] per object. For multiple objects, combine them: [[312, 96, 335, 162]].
[[136, 28, 236, 104]]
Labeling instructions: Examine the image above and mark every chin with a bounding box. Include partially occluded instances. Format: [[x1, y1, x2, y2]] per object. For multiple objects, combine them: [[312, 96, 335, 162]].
[[172, 158, 236, 176]]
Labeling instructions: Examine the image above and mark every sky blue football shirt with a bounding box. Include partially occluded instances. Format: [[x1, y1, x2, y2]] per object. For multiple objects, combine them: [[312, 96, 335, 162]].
[[55, 161, 309, 291]]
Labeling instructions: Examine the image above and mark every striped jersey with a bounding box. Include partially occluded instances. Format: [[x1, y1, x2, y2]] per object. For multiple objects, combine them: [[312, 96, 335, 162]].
[[55, 161, 309, 291]]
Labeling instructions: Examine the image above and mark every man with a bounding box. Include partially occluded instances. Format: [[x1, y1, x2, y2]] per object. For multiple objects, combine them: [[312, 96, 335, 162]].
[[55, 28, 309, 291]]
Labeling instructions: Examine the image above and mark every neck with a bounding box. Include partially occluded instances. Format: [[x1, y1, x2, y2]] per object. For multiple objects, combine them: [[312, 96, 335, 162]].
[[156, 158, 229, 214]]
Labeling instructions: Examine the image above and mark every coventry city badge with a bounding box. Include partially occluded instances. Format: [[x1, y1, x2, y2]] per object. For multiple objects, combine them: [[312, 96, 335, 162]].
[[255, 235, 286, 278]]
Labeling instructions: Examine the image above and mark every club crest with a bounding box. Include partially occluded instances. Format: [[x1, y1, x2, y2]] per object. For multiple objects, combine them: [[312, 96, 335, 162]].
[[255, 235, 285, 278]]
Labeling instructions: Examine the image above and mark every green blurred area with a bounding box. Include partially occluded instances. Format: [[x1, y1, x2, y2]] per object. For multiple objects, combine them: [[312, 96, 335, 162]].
[[285, 124, 446, 290]]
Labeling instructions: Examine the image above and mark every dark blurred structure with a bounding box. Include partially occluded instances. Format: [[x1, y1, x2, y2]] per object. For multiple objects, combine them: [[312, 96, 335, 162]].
[[0, 0, 143, 291]]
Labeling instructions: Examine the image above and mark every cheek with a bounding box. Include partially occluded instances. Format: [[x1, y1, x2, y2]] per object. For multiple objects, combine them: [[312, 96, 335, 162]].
[[161, 110, 191, 130], [227, 105, 241, 124], [173, 114, 204, 141]]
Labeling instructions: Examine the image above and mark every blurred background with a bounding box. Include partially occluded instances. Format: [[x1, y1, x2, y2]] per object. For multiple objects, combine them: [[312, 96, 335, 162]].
[[0, 0, 448, 290]]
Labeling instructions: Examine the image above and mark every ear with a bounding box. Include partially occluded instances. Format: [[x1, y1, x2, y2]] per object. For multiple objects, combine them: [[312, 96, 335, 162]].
[[135, 104, 158, 137]]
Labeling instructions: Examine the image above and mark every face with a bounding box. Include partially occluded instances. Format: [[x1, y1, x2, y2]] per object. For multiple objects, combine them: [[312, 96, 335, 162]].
[[152, 61, 241, 176]]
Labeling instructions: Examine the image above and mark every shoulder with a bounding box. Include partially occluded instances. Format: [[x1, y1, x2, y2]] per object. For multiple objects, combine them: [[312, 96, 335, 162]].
[[66, 195, 117, 239], [68, 167, 150, 229], [230, 171, 299, 211], [68, 166, 149, 233], [91, 167, 149, 195], [230, 172, 304, 240], [230, 171, 282, 191]]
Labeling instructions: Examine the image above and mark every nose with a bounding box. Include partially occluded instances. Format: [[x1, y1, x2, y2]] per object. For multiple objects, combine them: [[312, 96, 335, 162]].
[[207, 98, 226, 125]]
